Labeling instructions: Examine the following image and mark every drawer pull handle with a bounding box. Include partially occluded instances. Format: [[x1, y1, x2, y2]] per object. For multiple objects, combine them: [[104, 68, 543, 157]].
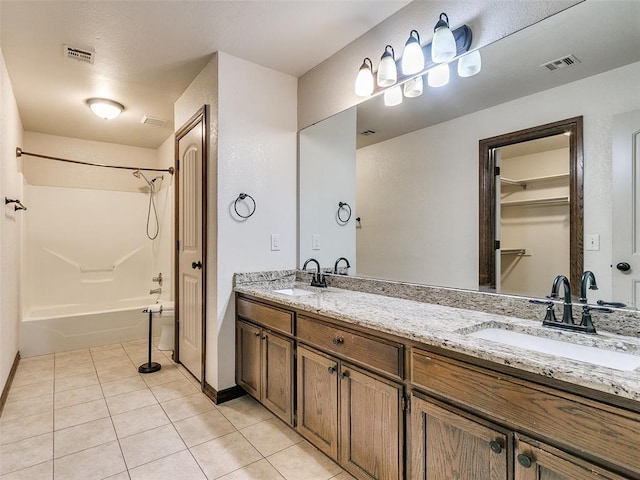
[[517, 454, 532, 468], [332, 337, 344, 345], [339, 371, 349, 379], [489, 441, 502, 454], [327, 366, 336, 375]]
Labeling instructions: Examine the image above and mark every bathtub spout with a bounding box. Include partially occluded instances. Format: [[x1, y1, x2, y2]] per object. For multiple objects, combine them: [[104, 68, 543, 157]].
[[149, 288, 162, 295]]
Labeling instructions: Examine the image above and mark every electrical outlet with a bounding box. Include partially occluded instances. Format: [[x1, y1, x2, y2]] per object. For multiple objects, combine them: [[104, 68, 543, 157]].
[[585, 234, 600, 251], [312, 234, 321, 250], [270, 234, 280, 251]]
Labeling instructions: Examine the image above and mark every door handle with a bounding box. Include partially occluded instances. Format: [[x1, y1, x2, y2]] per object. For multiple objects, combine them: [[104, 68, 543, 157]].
[[192, 261, 203, 270], [616, 262, 631, 272]]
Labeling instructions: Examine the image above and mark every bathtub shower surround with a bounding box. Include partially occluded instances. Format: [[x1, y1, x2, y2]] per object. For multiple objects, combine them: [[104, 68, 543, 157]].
[[21, 183, 173, 356]]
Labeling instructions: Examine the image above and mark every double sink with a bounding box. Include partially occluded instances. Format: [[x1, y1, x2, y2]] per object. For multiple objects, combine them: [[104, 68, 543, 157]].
[[272, 286, 640, 372]]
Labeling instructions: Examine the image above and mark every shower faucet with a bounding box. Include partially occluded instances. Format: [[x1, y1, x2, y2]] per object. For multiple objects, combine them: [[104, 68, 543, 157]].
[[152, 273, 163, 286], [150, 288, 162, 295]]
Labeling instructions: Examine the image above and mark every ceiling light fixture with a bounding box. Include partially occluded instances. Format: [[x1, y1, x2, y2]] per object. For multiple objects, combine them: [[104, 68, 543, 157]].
[[86, 98, 124, 120], [355, 58, 374, 97], [431, 13, 457, 63], [377, 45, 397, 87], [401, 30, 425, 75]]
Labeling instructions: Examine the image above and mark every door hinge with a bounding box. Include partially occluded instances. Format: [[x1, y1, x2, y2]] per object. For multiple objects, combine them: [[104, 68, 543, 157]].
[[401, 394, 411, 412], [494, 166, 500, 176], [176, 159, 180, 171], [176, 240, 180, 251], [494, 240, 501, 250]]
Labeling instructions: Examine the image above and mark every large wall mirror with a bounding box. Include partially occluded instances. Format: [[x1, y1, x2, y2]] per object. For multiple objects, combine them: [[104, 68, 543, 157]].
[[298, 1, 640, 306]]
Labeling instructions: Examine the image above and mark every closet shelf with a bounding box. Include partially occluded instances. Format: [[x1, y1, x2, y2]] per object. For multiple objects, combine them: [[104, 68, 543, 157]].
[[501, 173, 569, 188], [501, 249, 526, 256], [501, 196, 569, 207]]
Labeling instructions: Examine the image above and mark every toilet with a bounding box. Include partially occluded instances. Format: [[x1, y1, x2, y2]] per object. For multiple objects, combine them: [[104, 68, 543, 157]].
[[157, 300, 175, 351]]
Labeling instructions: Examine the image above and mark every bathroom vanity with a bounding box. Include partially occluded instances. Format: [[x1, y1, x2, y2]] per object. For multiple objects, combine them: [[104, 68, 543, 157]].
[[234, 273, 640, 480]]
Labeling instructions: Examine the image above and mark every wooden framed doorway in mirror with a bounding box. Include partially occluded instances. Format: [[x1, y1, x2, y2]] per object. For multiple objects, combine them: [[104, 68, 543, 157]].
[[479, 117, 583, 295]]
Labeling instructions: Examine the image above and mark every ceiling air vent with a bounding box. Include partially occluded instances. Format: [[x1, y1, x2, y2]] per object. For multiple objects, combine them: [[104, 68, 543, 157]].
[[63, 44, 94, 64], [541, 54, 581, 72], [141, 116, 167, 127], [360, 129, 376, 136]]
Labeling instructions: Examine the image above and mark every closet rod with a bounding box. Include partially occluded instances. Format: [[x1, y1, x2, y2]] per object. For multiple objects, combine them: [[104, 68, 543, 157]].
[[16, 148, 174, 175]]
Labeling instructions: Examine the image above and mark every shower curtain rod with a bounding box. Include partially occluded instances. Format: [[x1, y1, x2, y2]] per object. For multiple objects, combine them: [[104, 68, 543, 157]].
[[16, 148, 174, 175]]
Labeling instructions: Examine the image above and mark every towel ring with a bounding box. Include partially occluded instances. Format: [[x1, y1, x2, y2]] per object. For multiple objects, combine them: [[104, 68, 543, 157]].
[[234, 193, 256, 219], [337, 201, 351, 224], [5, 197, 27, 211]]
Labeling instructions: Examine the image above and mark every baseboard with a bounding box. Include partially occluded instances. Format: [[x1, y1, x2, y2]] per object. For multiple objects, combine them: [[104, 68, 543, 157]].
[[203, 382, 245, 405], [0, 351, 21, 417]]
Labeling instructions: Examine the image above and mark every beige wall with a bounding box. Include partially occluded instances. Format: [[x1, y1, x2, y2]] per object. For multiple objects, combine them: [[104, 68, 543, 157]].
[[0, 47, 24, 394], [298, 0, 580, 129]]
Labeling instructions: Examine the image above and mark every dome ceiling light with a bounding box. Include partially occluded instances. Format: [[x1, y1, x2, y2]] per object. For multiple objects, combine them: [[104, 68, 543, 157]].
[[86, 98, 125, 120]]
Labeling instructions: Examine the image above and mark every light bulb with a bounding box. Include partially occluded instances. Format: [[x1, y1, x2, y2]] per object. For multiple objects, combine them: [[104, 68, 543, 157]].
[[403, 76, 423, 98], [457, 50, 482, 77], [384, 85, 403, 107], [401, 30, 424, 75], [355, 58, 374, 97], [377, 45, 397, 87], [428, 64, 450, 87], [431, 13, 457, 63]]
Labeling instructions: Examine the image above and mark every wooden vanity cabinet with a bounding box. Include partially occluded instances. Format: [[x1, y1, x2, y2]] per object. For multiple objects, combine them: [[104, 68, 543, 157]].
[[410, 393, 510, 480], [297, 344, 403, 480], [236, 298, 294, 426]]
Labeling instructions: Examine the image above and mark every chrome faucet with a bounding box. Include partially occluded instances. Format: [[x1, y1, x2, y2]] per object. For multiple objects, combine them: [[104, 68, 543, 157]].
[[578, 270, 597, 303], [152, 272, 163, 287], [548, 275, 573, 324], [334, 257, 350, 275], [303, 258, 327, 288]]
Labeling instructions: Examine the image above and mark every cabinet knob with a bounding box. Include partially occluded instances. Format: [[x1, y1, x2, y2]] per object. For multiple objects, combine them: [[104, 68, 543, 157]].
[[489, 441, 502, 454], [339, 371, 349, 379], [332, 337, 344, 345], [327, 366, 336, 375], [253, 332, 260, 337], [517, 454, 533, 468]]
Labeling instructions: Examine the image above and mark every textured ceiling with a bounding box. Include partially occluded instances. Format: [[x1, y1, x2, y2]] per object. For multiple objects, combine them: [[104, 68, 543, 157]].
[[0, 0, 411, 148]]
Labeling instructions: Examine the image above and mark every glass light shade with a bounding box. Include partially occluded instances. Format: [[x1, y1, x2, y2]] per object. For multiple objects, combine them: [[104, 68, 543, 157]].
[[457, 50, 482, 77], [403, 76, 423, 98], [428, 63, 450, 87], [87, 98, 124, 120], [431, 13, 457, 63], [383, 85, 403, 107], [401, 30, 424, 75], [377, 45, 397, 87], [355, 58, 374, 97]]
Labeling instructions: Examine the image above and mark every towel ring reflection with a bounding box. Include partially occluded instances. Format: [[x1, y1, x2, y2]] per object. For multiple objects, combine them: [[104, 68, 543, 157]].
[[337, 201, 351, 224], [234, 193, 256, 219], [5, 197, 27, 211]]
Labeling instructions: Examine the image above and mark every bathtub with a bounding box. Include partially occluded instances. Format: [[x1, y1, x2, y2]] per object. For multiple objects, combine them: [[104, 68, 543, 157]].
[[20, 297, 169, 357]]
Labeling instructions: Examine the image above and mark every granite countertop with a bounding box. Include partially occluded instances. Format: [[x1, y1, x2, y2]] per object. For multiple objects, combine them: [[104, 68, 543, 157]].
[[235, 280, 640, 403]]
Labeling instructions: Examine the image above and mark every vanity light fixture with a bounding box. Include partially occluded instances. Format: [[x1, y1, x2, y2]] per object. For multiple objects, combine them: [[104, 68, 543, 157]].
[[431, 13, 457, 63], [403, 75, 423, 98], [401, 30, 425, 75], [457, 49, 482, 77], [377, 45, 397, 87], [428, 63, 450, 87], [355, 58, 375, 97], [86, 98, 124, 120], [384, 85, 403, 106]]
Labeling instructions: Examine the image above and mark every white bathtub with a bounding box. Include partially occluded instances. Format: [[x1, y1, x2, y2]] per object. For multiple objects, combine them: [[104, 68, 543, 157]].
[[20, 297, 168, 357]]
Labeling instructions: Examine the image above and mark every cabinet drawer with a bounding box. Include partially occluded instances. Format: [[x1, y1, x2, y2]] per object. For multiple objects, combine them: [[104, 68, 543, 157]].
[[298, 315, 402, 378], [411, 349, 640, 477], [237, 298, 293, 335]]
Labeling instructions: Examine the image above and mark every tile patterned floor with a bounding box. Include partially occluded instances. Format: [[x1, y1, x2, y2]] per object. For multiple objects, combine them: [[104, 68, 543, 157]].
[[0, 340, 355, 480]]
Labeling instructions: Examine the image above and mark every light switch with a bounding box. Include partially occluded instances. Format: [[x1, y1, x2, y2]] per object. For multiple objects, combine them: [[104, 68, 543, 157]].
[[270, 234, 280, 251], [585, 234, 600, 251], [312, 234, 321, 250]]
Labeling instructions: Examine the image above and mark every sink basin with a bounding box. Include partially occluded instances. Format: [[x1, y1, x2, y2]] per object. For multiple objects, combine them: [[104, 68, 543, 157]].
[[469, 328, 640, 372], [273, 288, 316, 297]]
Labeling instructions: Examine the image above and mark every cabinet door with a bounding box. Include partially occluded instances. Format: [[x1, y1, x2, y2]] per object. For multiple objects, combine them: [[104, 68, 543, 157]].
[[261, 330, 294, 426], [236, 320, 261, 398], [339, 364, 401, 480], [297, 345, 339, 460], [515, 438, 629, 480], [411, 394, 508, 480]]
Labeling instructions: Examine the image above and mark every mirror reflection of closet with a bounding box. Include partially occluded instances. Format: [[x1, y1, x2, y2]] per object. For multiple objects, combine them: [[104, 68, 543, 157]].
[[498, 135, 570, 297]]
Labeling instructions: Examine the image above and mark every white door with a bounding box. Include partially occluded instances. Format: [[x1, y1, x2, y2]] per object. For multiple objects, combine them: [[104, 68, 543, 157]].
[[612, 110, 640, 307], [177, 111, 206, 381]]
